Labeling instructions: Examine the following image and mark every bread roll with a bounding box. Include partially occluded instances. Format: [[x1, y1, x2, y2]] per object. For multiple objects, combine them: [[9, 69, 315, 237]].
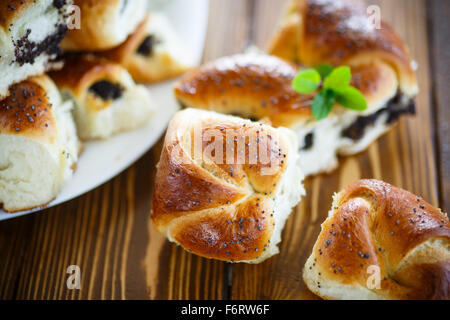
[[100, 13, 192, 83], [61, 0, 147, 51], [0, 75, 80, 213], [50, 54, 154, 140], [174, 53, 414, 176], [268, 0, 418, 97], [151, 108, 305, 263], [0, 0, 72, 99], [303, 179, 450, 300]]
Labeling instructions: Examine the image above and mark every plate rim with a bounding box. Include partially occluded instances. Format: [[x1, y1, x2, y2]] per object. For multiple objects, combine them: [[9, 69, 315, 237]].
[[0, 0, 210, 221]]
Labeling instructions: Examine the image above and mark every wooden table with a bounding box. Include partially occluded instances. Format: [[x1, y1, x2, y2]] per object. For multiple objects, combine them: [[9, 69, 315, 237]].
[[0, 0, 448, 300]]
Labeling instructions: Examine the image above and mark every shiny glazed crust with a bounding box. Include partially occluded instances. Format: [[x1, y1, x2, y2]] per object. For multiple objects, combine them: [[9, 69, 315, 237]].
[[0, 75, 58, 143], [50, 54, 126, 110], [175, 53, 398, 127], [152, 109, 298, 262], [61, 0, 147, 51], [303, 179, 450, 300], [268, 0, 417, 96]]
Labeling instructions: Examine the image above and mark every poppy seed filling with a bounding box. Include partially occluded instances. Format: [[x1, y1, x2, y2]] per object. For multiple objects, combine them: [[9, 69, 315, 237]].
[[13, 24, 67, 66], [53, 0, 67, 9], [301, 93, 415, 150], [137, 35, 159, 56], [301, 132, 314, 150], [89, 81, 124, 101], [341, 92, 415, 141]]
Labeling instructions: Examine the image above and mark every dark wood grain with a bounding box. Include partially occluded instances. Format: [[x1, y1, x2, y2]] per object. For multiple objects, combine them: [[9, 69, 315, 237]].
[[0, 0, 447, 300], [428, 0, 450, 212], [142, 0, 255, 300]]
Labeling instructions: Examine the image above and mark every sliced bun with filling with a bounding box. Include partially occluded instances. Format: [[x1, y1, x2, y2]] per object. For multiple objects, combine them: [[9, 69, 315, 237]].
[[100, 13, 192, 83], [0, 75, 80, 212], [174, 53, 414, 176], [268, 0, 418, 97], [0, 0, 72, 98], [50, 54, 154, 140]]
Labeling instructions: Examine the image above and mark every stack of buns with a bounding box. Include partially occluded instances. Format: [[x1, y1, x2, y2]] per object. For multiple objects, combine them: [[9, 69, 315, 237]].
[[0, 0, 80, 212], [62, 1, 191, 83], [0, 0, 191, 212], [52, 0, 193, 141], [49, 53, 154, 140]]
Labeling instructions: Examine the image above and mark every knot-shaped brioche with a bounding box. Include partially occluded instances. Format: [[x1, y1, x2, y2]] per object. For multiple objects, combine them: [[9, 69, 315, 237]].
[[303, 179, 450, 300], [269, 0, 417, 97], [152, 108, 304, 263], [175, 53, 398, 128]]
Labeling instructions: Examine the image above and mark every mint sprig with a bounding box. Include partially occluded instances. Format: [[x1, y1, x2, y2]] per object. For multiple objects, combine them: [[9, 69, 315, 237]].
[[292, 69, 322, 93], [292, 65, 368, 120]]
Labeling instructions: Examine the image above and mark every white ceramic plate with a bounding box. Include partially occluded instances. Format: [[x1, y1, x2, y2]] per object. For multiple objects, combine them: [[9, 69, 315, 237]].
[[0, 0, 209, 221]]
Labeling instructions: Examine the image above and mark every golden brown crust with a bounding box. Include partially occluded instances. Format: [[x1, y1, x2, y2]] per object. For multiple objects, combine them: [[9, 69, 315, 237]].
[[99, 13, 190, 83], [152, 146, 248, 224], [306, 179, 450, 300], [0, 1, 34, 29], [61, 0, 120, 50], [0, 76, 57, 140], [175, 54, 310, 127], [268, 3, 300, 64], [269, 0, 417, 96], [50, 54, 123, 95], [152, 109, 291, 262], [175, 53, 397, 127], [61, 0, 146, 51], [99, 15, 150, 64], [169, 196, 275, 261], [49, 54, 126, 111]]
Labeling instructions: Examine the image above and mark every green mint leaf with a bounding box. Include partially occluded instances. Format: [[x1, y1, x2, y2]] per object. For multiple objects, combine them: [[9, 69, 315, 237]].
[[315, 64, 334, 78], [312, 89, 336, 120], [323, 66, 351, 91], [292, 69, 321, 94], [335, 86, 368, 111]]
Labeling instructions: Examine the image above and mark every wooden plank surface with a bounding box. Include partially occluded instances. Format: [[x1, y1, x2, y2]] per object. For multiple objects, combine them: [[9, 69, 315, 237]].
[[428, 0, 450, 212], [0, 0, 446, 300]]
